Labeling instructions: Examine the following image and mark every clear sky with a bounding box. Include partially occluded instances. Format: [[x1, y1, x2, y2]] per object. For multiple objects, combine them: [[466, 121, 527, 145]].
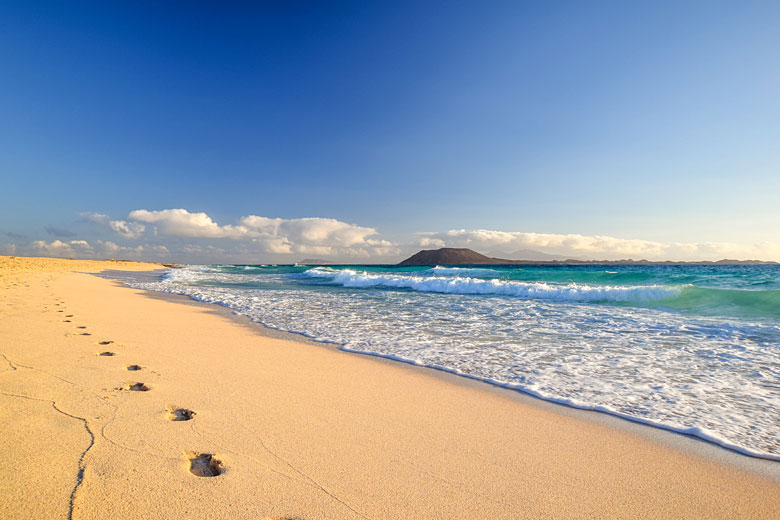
[[2, 1, 779, 262]]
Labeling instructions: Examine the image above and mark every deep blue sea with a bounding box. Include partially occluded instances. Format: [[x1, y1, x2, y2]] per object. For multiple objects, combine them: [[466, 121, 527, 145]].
[[132, 263, 780, 460]]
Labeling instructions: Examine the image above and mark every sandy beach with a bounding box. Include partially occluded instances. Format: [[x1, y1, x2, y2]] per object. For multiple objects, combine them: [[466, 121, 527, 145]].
[[1, 256, 778, 520]]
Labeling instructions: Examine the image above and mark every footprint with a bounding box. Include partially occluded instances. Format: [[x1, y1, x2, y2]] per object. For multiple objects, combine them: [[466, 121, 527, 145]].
[[98, 351, 115, 357], [80, 333, 92, 336], [97, 340, 114, 346], [62, 320, 71, 323], [65, 314, 73, 317], [118, 382, 149, 392], [166, 405, 194, 421], [186, 452, 222, 477], [76, 326, 87, 329], [126, 364, 142, 371]]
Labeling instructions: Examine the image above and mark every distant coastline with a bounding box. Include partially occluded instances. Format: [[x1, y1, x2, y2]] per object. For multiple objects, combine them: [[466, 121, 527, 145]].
[[397, 248, 779, 266]]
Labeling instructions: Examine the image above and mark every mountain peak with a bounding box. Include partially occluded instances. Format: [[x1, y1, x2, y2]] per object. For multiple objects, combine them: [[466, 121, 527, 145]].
[[398, 248, 505, 266]]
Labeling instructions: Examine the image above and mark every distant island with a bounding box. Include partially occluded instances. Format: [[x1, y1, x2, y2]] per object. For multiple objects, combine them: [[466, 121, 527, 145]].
[[398, 248, 778, 266], [298, 258, 336, 265]]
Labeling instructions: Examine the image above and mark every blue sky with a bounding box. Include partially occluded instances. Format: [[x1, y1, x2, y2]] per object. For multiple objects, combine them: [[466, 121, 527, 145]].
[[2, 1, 779, 262]]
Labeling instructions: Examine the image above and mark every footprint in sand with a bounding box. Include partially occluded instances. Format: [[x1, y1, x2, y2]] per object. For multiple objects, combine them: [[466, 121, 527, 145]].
[[98, 351, 115, 356], [76, 326, 87, 329], [186, 452, 222, 477], [126, 364, 142, 371], [62, 319, 71, 323], [118, 382, 149, 392], [65, 314, 73, 317], [166, 405, 194, 421], [97, 340, 113, 346]]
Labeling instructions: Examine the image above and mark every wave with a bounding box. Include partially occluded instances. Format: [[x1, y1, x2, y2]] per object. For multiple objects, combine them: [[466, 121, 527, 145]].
[[128, 265, 780, 460], [303, 267, 679, 302], [669, 286, 780, 319], [339, 345, 780, 462], [303, 268, 780, 318]]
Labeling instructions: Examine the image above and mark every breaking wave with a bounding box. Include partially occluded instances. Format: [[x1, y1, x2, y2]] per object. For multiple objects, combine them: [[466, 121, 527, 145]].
[[303, 267, 679, 303]]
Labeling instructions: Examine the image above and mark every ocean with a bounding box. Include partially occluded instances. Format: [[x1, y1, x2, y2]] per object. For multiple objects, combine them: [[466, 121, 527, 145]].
[[130, 263, 780, 460]]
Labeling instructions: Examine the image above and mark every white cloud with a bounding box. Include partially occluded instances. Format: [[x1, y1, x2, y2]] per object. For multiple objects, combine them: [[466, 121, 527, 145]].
[[129, 209, 244, 238], [21, 239, 169, 261], [239, 215, 395, 256], [82, 212, 146, 238], [97, 240, 142, 256], [80, 212, 110, 224], [415, 229, 780, 261], [125, 208, 398, 257], [69, 209, 778, 262], [417, 237, 446, 248], [30, 239, 95, 258], [108, 220, 146, 239]]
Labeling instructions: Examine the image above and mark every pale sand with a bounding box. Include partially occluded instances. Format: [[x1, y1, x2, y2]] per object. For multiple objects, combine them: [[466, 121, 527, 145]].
[[1, 256, 778, 519]]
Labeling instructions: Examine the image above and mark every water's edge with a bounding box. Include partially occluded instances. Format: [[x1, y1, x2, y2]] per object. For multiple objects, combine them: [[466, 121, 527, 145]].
[[93, 268, 780, 480]]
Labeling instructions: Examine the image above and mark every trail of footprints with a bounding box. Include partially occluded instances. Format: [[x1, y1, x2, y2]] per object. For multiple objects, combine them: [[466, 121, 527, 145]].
[[36, 293, 287, 515], [56, 299, 222, 479]]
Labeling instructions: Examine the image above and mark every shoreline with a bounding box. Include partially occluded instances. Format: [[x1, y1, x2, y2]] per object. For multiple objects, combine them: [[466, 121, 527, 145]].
[[117, 269, 780, 482], [2, 257, 779, 519]]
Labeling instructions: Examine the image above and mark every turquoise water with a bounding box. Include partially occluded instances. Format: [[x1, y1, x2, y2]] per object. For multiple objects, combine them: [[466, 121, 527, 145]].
[[133, 263, 780, 460]]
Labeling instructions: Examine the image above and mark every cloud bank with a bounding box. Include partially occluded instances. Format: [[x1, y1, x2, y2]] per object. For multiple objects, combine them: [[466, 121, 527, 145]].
[[81, 212, 146, 239], [416, 229, 780, 261], [127, 208, 397, 257], [3, 209, 778, 263], [23, 239, 168, 260]]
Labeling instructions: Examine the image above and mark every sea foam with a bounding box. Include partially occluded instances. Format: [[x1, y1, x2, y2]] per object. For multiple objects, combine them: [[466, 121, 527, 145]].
[[131, 263, 780, 461], [303, 267, 680, 303]]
